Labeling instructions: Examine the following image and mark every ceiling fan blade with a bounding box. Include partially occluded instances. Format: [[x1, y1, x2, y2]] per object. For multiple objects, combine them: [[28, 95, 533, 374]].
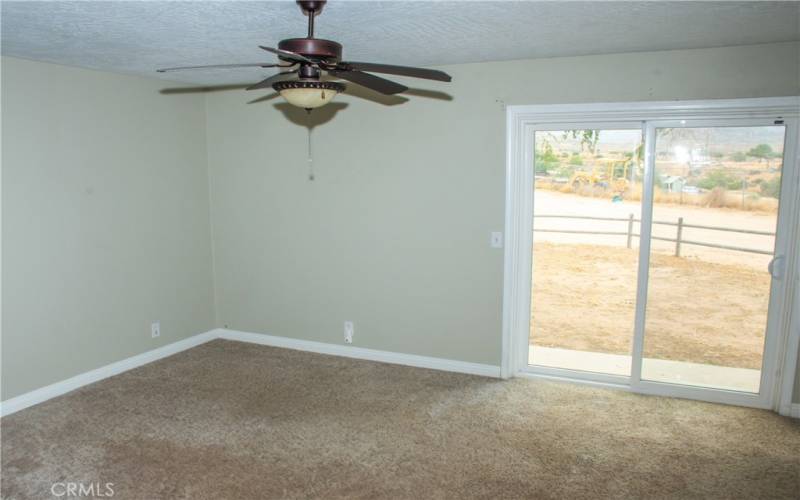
[[340, 62, 452, 82], [157, 63, 290, 73], [245, 70, 299, 91], [259, 45, 312, 64], [327, 70, 408, 95]]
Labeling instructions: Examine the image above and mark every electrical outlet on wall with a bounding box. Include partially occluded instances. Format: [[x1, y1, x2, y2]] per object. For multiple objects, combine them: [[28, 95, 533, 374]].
[[344, 321, 354, 344], [490, 231, 503, 248], [151, 321, 160, 338]]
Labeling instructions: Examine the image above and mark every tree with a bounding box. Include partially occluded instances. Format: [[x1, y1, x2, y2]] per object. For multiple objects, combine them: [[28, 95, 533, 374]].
[[569, 154, 583, 166], [747, 144, 774, 167], [563, 130, 600, 153], [535, 141, 560, 174]]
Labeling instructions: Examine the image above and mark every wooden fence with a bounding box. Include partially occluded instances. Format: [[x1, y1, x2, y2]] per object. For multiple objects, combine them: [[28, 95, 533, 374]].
[[533, 214, 775, 256]]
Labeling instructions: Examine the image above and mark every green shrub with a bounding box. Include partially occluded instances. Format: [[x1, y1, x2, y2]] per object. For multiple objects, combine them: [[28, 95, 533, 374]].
[[760, 177, 781, 198], [555, 165, 577, 178], [697, 169, 741, 190], [534, 143, 560, 174]]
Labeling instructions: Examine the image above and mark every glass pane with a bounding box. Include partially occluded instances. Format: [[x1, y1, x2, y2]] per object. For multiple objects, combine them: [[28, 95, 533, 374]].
[[530, 129, 643, 376], [642, 125, 785, 393]]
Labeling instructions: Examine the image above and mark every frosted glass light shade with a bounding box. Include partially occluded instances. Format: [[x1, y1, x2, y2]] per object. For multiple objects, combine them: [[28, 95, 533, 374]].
[[279, 87, 337, 108], [272, 81, 345, 109]]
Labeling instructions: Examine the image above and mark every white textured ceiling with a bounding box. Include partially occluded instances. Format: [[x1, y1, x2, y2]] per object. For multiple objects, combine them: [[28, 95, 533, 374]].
[[2, 1, 799, 86]]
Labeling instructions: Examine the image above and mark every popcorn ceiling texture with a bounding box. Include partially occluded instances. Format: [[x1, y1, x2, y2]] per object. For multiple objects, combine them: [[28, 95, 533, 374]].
[[2, 340, 799, 499], [1, 1, 798, 86]]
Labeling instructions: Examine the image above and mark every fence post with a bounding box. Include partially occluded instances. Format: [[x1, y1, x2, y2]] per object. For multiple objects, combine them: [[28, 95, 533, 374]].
[[675, 217, 684, 257], [626, 213, 634, 249], [741, 178, 747, 209]]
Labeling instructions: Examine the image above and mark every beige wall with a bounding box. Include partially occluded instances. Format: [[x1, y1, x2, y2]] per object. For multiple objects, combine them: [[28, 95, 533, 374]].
[[3, 41, 799, 404], [1, 57, 216, 399], [205, 43, 800, 372]]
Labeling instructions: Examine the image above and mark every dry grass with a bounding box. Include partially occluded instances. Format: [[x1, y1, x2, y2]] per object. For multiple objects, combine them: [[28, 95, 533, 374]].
[[633, 185, 778, 212], [538, 180, 778, 213], [531, 242, 770, 369]]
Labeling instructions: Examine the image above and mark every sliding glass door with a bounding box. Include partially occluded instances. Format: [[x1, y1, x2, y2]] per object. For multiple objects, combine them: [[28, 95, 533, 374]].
[[529, 126, 643, 379], [636, 120, 790, 400], [523, 109, 798, 407]]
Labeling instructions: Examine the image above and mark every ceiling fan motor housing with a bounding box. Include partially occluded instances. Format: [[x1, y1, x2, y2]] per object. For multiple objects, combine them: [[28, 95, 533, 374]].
[[156, 0, 452, 104], [297, 0, 326, 16], [278, 38, 342, 62]]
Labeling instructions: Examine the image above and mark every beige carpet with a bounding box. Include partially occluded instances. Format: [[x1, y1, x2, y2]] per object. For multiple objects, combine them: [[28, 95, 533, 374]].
[[2, 340, 799, 499]]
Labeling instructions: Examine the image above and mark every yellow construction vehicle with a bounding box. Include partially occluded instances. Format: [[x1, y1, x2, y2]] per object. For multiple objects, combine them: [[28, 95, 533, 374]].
[[570, 158, 635, 193]]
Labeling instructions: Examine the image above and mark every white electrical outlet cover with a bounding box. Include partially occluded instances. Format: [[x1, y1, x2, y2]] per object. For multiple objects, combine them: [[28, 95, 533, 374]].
[[491, 231, 503, 248], [344, 321, 353, 343]]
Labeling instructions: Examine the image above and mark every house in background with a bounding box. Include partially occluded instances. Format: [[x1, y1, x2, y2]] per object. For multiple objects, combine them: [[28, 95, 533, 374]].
[[662, 175, 686, 193]]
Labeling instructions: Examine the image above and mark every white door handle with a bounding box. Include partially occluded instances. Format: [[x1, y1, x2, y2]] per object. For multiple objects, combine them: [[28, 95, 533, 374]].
[[768, 255, 784, 279]]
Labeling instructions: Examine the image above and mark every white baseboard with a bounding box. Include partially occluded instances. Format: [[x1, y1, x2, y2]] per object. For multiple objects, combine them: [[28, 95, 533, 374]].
[[3, 325, 795, 419], [778, 402, 800, 418], [1, 328, 501, 418], [0, 331, 217, 417], [217, 328, 502, 378]]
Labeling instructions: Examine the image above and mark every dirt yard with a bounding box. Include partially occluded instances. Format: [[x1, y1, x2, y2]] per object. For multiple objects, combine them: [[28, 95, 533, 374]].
[[531, 242, 770, 369]]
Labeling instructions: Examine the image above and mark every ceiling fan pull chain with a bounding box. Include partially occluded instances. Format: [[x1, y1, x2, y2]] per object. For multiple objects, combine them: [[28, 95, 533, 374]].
[[307, 110, 315, 181]]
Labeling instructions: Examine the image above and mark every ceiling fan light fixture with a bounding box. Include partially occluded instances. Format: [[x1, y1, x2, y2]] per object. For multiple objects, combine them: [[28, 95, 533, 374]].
[[273, 80, 345, 109], [157, 0, 452, 107]]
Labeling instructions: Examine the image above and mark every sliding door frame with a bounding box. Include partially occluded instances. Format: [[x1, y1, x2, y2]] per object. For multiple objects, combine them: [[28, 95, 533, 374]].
[[632, 116, 798, 409], [520, 120, 644, 387], [502, 97, 800, 414]]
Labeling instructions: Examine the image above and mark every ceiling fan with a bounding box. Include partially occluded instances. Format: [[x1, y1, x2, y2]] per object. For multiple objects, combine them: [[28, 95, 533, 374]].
[[157, 0, 452, 110]]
